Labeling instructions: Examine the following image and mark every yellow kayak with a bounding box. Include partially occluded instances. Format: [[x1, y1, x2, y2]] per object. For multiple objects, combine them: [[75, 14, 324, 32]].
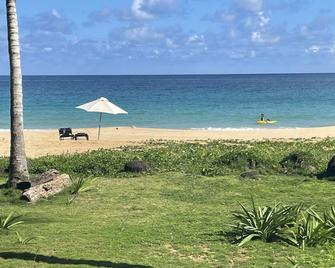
[[256, 120, 278, 124]]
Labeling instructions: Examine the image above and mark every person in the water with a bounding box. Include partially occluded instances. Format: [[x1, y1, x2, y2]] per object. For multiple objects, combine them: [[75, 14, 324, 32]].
[[260, 113, 265, 121]]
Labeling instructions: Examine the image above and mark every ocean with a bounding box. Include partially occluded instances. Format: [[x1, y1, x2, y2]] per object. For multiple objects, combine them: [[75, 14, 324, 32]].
[[0, 74, 334, 130]]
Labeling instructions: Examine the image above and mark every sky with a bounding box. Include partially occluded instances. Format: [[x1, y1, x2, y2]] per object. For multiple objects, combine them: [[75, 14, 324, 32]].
[[1, 0, 335, 75]]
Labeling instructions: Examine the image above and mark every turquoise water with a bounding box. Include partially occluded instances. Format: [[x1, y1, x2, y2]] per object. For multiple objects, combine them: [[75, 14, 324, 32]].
[[0, 74, 335, 129]]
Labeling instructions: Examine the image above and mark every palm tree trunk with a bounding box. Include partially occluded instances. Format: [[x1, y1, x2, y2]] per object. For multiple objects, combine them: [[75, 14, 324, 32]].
[[6, 0, 29, 187]]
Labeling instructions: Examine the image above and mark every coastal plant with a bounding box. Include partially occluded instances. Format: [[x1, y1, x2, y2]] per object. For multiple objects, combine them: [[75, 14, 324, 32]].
[[324, 206, 335, 228], [215, 147, 276, 173], [231, 198, 303, 246], [4, 139, 334, 178], [16, 231, 39, 245], [280, 151, 318, 175], [0, 212, 24, 232], [285, 209, 335, 250], [231, 199, 335, 249], [67, 176, 97, 205]]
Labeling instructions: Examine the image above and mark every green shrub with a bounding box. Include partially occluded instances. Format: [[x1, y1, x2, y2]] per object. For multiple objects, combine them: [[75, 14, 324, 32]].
[[231, 199, 335, 249], [324, 206, 335, 228], [0, 139, 333, 178], [215, 148, 275, 172], [67, 176, 97, 205], [280, 151, 318, 175], [231, 198, 303, 246], [286, 209, 335, 250]]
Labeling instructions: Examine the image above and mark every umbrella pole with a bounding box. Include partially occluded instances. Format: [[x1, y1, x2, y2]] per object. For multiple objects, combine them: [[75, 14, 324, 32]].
[[98, 112, 102, 140]]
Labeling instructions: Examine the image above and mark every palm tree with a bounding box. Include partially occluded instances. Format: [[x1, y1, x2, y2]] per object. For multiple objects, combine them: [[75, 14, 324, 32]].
[[6, 0, 29, 187]]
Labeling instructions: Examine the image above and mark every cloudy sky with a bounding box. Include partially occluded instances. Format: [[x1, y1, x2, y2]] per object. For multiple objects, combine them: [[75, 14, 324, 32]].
[[1, 0, 335, 75]]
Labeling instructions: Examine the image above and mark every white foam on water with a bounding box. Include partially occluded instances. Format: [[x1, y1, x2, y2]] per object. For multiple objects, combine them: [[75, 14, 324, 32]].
[[191, 127, 302, 132], [0, 129, 54, 132]]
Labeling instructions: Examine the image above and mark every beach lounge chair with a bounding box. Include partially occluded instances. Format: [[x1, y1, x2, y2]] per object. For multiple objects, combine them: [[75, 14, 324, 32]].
[[74, 132, 89, 140], [59, 128, 74, 140]]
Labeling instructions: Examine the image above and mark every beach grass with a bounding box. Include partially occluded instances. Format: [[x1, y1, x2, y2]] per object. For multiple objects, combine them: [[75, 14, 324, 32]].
[[0, 173, 334, 267], [0, 138, 332, 179]]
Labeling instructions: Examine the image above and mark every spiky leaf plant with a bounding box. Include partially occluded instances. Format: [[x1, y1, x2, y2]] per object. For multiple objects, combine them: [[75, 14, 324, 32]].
[[67, 177, 97, 205], [0, 212, 24, 231], [286, 209, 335, 250], [324, 206, 335, 229], [16, 231, 39, 245], [231, 198, 303, 246]]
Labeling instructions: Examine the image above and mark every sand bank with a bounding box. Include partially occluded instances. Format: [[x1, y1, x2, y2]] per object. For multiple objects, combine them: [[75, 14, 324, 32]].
[[0, 126, 335, 158]]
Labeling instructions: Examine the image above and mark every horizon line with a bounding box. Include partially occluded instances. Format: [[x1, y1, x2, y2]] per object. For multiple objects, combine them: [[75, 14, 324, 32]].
[[0, 72, 335, 76]]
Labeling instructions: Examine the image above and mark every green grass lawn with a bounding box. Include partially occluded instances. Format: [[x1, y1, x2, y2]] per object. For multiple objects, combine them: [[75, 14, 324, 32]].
[[0, 173, 335, 267]]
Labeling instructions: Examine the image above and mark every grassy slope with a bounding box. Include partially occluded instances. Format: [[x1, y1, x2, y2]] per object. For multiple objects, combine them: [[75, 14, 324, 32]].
[[0, 174, 335, 268]]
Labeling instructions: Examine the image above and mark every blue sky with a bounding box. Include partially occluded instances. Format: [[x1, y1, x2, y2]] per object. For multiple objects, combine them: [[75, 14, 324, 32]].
[[1, 0, 335, 75]]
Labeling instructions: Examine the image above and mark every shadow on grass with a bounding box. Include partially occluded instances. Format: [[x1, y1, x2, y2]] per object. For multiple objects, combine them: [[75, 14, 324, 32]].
[[0, 252, 152, 268], [316, 170, 335, 181]]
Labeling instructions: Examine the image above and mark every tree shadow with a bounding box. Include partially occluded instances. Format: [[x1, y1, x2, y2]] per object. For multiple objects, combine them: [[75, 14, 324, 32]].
[[0, 252, 152, 268]]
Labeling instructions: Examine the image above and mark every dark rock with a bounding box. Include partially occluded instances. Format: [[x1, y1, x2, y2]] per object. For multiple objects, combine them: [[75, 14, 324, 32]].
[[240, 170, 259, 179], [124, 161, 151, 173], [326, 156, 335, 177]]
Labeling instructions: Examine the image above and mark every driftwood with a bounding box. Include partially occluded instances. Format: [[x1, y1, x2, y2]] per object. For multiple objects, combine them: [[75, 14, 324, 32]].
[[21, 169, 71, 202]]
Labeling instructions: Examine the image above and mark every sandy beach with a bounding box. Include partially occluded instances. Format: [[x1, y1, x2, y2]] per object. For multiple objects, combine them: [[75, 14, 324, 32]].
[[0, 126, 334, 158]]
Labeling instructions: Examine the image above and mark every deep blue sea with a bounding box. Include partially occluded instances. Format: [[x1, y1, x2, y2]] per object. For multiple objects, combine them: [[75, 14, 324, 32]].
[[0, 74, 335, 130]]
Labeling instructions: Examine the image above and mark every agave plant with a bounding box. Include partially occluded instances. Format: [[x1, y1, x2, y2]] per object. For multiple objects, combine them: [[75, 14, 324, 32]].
[[67, 177, 97, 205], [16, 231, 39, 245], [231, 198, 303, 246], [0, 212, 24, 231], [324, 206, 335, 228], [70, 176, 96, 195], [285, 209, 335, 250]]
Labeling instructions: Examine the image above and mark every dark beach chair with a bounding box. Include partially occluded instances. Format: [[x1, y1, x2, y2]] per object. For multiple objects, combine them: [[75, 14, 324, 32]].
[[59, 128, 74, 140], [74, 132, 89, 140]]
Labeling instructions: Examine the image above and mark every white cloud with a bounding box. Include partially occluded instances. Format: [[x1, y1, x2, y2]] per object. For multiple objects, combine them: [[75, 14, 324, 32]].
[[43, 47, 53, 52], [251, 31, 280, 43], [131, 0, 155, 20], [219, 12, 236, 22], [187, 34, 206, 46], [257, 11, 270, 27], [51, 9, 62, 19], [329, 45, 335, 54], [130, 0, 180, 20], [124, 26, 164, 41], [166, 38, 178, 48], [236, 0, 263, 13], [304, 45, 320, 53]]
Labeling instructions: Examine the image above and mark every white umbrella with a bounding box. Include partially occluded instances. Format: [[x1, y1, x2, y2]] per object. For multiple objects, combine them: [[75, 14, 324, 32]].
[[76, 97, 128, 140]]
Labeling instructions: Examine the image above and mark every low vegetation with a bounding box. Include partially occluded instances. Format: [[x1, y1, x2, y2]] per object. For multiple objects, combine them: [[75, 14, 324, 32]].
[[230, 199, 304, 246], [0, 138, 334, 178], [1, 139, 335, 267], [231, 199, 335, 249]]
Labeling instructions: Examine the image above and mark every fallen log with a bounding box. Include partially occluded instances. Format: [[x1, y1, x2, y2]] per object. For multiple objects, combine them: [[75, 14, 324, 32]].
[[21, 169, 72, 202]]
